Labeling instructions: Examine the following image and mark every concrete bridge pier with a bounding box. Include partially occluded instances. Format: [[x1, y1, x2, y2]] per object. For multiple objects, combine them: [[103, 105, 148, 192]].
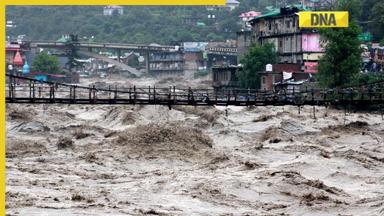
[[140, 51, 151, 74], [116, 49, 121, 62], [27, 47, 39, 67]]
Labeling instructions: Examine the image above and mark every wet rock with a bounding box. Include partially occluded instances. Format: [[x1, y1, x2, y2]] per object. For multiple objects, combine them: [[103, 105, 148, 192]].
[[243, 160, 260, 169], [71, 193, 86, 202], [56, 137, 74, 150]]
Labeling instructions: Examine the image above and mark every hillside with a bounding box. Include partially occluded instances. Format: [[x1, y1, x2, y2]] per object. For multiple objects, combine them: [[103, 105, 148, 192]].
[[6, 4, 257, 44], [5, 0, 383, 45]]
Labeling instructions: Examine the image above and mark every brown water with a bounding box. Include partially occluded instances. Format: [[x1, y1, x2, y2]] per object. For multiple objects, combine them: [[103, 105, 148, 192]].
[[5, 77, 384, 215]]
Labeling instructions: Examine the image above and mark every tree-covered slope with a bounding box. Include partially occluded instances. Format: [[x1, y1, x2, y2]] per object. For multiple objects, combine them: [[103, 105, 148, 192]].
[[6, 5, 254, 44], [6, 0, 383, 44]]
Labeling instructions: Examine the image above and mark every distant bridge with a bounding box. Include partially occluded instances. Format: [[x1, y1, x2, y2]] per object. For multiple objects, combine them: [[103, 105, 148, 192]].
[[6, 74, 384, 111], [26, 41, 238, 76], [28, 41, 180, 52], [29, 41, 238, 55], [27, 41, 183, 76]]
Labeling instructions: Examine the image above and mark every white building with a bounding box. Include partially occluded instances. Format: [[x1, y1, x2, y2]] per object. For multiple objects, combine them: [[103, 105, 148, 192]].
[[207, 0, 240, 11], [103, 5, 124, 16], [226, 0, 240, 11]]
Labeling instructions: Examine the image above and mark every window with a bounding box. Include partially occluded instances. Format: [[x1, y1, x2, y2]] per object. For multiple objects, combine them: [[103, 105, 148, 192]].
[[262, 77, 266, 84], [279, 40, 283, 48], [286, 21, 290, 28]]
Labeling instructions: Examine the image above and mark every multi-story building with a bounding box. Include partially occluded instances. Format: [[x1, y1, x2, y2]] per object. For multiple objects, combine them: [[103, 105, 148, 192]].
[[149, 52, 184, 76], [183, 42, 209, 78], [249, 6, 324, 74]]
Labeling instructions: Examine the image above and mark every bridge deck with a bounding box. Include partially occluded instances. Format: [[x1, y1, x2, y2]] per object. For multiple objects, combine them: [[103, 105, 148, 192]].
[[29, 41, 180, 52], [28, 41, 237, 55], [6, 74, 384, 109]]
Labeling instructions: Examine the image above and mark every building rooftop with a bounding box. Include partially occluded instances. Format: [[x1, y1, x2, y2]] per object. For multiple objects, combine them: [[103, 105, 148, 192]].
[[239, 11, 261, 18], [13, 51, 23, 66], [104, 5, 123, 9], [249, 5, 310, 23], [212, 65, 241, 69]]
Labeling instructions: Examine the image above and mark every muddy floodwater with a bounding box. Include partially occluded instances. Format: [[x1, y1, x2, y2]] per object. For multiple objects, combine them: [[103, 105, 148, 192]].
[[5, 77, 384, 215]]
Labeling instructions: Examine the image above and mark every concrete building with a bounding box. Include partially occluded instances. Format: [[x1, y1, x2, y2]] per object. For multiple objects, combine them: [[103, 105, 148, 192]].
[[224, 6, 325, 91], [249, 6, 325, 73], [206, 40, 237, 68], [212, 66, 240, 92], [183, 42, 208, 78], [149, 52, 184, 76], [259, 64, 302, 90]]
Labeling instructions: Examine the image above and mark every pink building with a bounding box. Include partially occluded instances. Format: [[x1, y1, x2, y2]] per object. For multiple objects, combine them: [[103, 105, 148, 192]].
[[304, 62, 318, 73], [302, 34, 323, 52], [239, 11, 261, 21], [248, 6, 325, 78], [302, 34, 323, 73]]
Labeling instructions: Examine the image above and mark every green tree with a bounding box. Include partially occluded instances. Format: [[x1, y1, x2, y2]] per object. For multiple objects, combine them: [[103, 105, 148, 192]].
[[369, 1, 384, 41], [317, 0, 362, 88], [6, 4, 265, 44], [237, 43, 277, 89], [380, 38, 384, 46], [32, 51, 61, 74], [337, 0, 362, 20]]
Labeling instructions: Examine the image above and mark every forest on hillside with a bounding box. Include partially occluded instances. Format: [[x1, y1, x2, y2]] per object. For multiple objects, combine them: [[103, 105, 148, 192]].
[[5, 0, 384, 44], [6, 1, 261, 44]]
